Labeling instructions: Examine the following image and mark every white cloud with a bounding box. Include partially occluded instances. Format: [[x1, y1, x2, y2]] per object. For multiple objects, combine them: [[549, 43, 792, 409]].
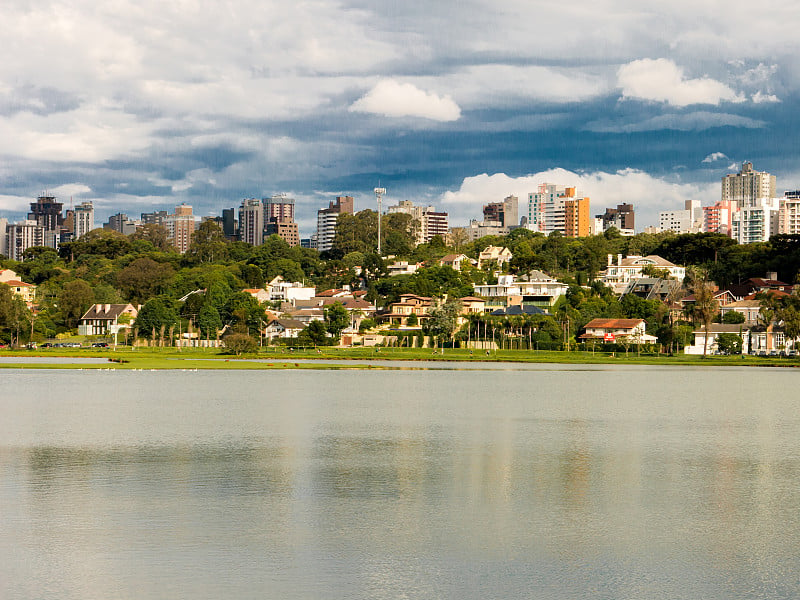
[[440, 168, 718, 231], [752, 91, 780, 104], [617, 59, 745, 106], [702, 152, 728, 163], [50, 183, 92, 197], [349, 80, 461, 122]]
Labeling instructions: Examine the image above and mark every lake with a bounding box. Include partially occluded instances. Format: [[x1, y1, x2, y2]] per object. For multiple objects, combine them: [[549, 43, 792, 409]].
[[1, 365, 798, 599]]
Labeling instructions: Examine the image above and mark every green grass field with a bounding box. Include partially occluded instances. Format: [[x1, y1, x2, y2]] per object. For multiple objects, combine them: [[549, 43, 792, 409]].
[[0, 345, 796, 369]]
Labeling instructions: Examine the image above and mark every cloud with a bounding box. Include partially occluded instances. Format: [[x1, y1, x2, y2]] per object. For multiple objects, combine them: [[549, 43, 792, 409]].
[[50, 183, 92, 197], [349, 80, 461, 121], [752, 91, 780, 104], [702, 152, 728, 163], [585, 111, 765, 133], [617, 59, 745, 106], [440, 168, 718, 231]]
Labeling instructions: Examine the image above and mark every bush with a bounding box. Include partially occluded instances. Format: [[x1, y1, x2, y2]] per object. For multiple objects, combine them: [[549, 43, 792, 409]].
[[722, 311, 746, 324], [223, 333, 258, 355]]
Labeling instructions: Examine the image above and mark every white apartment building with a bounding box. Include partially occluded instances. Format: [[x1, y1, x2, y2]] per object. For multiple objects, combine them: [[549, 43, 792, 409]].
[[73, 201, 94, 239], [731, 199, 780, 244], [6, 220, 44, 261], [659, 200, 702, 233], [316, 196, 353, 253]]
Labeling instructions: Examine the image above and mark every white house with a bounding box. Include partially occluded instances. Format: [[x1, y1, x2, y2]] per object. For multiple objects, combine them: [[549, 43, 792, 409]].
[[477, 246, 513, 269], [579, 318, 656, 343], [600, 254, 686, 294], [78, 304, 138, 336], [472, 271, 568, 309]]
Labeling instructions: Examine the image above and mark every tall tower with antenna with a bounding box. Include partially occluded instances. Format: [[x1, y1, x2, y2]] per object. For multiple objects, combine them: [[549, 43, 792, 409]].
[[374, 186, 386, 255]]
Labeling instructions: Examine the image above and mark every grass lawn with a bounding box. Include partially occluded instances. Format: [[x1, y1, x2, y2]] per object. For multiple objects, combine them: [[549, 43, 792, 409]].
[[0, 345, 797, 369]]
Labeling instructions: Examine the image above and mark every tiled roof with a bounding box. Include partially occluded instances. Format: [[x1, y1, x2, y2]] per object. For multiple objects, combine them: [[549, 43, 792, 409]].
[[584, 318, 644, 329]]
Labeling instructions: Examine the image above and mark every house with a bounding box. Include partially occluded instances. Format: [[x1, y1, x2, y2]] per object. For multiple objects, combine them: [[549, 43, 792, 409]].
[[477, 246, 513, 269], [264, 318, 305, 339], [78, 303, 138, 336], [243, 288, 270, 303], [439, 254, 471, 271], [0, 269, 37, 304], [281, 307, 325, 325], [600, 254, 686, 294], [683, 323, 790, 355], [386, 260, 422, 276], [727, 274, 794, 300], [579, 318, 655, 342], [490, 305, 546, 317], [459, 296, 486, 315], [380, 294, 433, 326], [680, 289, 737, 309], [621, 278, 682, 302], [472, 271, 568, 310], [266, 276, 315, 303]]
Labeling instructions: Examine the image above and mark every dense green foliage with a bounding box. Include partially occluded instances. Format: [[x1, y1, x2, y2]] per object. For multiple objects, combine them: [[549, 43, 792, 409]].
[[4, 217, 800, 349]]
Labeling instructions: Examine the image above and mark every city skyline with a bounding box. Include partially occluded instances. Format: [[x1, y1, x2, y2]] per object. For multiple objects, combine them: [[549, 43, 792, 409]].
[[1, 1, 799, 233]]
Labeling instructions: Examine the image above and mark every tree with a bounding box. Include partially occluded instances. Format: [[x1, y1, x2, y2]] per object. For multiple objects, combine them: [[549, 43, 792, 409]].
[[197, 303, 223, 338], [325, 301, 350, 340], [187, 220, 229, 263], [689, 270, 719, 357], [424, 299, 462, 349], [722, 311, 746, 324], [117, 258, 176, 304], [58, 280, 95, 328], [131, 224, 170, 251], [716, 332, 743, 355], [223, 332, 258, 355], [135, 298, 178, 340], [300, 319, 329, 347]]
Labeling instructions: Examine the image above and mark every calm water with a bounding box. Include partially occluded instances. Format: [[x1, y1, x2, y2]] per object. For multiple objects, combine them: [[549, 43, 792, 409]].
[[1, 366, 799, 599]]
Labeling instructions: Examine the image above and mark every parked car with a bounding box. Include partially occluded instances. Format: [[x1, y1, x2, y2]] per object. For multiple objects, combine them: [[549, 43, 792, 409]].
[[40, 342, 52, 348], [92, 342, 109, 348]]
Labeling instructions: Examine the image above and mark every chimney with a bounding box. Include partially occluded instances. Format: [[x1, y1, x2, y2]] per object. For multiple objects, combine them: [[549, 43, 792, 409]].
[[617, 254, 622, 266], [767, 271, 778, 281], [105, 304, 111, 313], [607, 254, 613, 266]]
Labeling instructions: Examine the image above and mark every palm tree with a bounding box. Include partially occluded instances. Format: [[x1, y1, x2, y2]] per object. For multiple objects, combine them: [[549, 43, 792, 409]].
[[689, 270, 718, 357]]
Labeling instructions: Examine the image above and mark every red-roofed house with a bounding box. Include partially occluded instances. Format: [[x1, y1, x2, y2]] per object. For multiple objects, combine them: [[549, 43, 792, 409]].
[[580, 318, 655, 342]]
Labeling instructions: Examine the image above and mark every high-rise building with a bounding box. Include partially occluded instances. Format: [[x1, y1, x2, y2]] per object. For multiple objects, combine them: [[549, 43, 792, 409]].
[[166, 204, 195, 253], [527, 185, 590, 237], [104, 213, 138, 235], [564, 197, 590, 238], [263, 194, 295, 223], [659, 200, 703, 234], [702, 201, 735, 235], [7, 220, 45, 261], [239, 198, 264, 246], [265, 220, 300, 246], [263, 194, 299, 246], [387, 199, 449, 244], [316, 196, 354, 252], [141, 210, 169, 226], [0, 218, 8, 258], [482, 195, 519, 229], [222, 208, 238, 238], [73, 202, 94, 239], [722, 162, 775, 207], [597, 203, 635, 233], [779, 193, 800, 235], [28, 195, 63, 231], [731, 198, 780, 244]]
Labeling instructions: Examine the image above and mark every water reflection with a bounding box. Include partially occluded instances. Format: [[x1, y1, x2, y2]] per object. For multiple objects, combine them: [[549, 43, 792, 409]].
[[1, 367, 799, 599]]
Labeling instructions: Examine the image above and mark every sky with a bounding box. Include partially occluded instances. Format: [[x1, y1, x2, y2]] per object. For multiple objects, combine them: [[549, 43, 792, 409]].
[[1, 0, 799, 236]]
